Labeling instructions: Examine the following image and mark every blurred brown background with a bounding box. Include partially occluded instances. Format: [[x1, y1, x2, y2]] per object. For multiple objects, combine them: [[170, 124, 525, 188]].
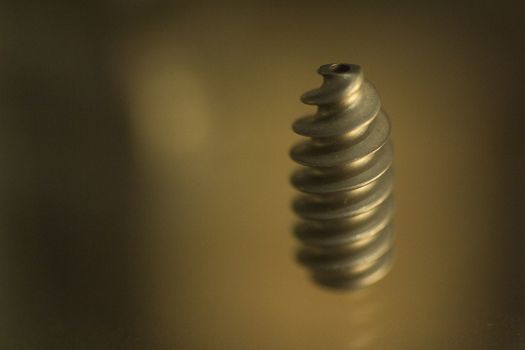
[[0, 1, 524, 349]]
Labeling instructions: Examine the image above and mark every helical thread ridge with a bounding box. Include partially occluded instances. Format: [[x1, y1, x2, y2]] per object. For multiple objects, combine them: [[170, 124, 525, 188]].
[[290, 63, 394, 290]]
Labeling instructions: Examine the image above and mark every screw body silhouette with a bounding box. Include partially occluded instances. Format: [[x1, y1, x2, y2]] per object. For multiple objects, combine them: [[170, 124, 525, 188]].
[[290, 63, 394, 290]]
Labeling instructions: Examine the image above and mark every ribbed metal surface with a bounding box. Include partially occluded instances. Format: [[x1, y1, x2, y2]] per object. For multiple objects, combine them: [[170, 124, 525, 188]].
[[290, 63, 394, 290]]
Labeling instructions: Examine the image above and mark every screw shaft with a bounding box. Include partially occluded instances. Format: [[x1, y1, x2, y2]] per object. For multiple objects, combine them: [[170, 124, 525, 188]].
[[290, 63, 394, 290]]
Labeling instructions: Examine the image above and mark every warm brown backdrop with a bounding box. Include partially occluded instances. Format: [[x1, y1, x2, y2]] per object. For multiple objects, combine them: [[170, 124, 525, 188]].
[[0, 1, 524, 349]]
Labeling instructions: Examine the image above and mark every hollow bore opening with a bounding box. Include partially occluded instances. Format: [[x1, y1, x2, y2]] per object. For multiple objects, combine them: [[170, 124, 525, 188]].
[[329, 64, 351, 74]]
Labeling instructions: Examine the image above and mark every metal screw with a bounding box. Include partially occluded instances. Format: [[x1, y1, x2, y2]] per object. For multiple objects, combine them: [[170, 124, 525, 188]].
[[290, 63, 394, 291]]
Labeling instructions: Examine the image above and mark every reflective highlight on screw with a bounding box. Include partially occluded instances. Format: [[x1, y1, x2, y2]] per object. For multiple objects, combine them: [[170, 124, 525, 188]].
[[290, 63, 395, 290]]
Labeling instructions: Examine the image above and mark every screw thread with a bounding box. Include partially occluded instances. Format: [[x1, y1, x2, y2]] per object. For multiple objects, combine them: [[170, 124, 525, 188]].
[[290, 63, 394, 290]]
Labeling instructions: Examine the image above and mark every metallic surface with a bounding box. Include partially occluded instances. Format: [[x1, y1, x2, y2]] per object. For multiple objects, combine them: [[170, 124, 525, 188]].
[[1, 1, 525, 349], [290, 64, 394, 290]]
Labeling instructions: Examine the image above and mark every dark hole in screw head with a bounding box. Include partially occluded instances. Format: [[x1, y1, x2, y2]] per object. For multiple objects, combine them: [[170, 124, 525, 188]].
[[329, 64, 351, 74]]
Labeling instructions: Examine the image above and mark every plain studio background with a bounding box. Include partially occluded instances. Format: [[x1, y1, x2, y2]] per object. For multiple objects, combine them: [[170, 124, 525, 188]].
[[0, 1, 524, 349]]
